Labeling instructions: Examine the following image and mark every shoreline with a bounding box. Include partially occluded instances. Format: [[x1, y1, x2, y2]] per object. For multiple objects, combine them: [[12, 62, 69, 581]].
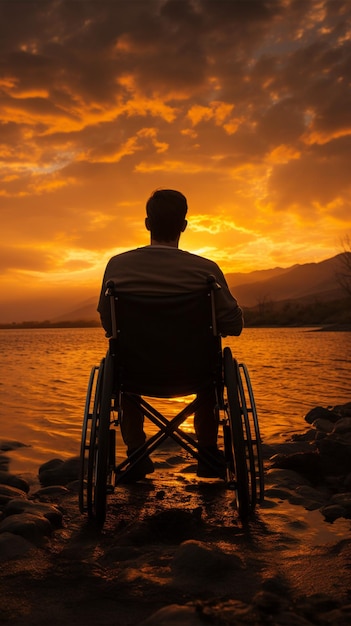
[[1, 402, 351, 625]]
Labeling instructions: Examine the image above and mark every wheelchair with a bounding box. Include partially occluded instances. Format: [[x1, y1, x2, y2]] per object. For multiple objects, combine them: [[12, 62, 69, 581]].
[[79, 277, 264, 527]]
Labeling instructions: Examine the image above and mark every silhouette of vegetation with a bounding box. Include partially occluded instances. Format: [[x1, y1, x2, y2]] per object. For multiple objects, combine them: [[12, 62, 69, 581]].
[[243, 296, 351, 327], [336, 236, 351, 298], [1, 297, 350, 330], [0, 320, 100, 329]]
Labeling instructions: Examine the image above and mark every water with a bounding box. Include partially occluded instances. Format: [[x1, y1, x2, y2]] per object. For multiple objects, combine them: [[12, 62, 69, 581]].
[[0, 327, 350, 474]]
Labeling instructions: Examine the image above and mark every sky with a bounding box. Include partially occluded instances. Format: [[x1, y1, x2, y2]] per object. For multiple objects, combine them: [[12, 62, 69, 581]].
[[1, 0, 351, 321]]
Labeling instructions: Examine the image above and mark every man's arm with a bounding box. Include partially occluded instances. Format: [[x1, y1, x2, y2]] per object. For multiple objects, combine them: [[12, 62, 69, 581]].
[[213, 269, 244, 336], [97, 269, 112, 337]]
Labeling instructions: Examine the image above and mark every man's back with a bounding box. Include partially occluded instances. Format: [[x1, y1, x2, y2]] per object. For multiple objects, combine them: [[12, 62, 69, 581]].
[[98, 245, 243, 337]]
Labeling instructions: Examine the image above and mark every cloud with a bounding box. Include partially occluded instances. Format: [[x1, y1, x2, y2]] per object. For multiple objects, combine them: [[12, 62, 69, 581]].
[[0, 0, 351, 319]]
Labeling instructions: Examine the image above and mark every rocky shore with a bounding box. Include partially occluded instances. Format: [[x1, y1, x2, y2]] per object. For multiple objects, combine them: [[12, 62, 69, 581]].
[[267, 402, 351, 522], [1, 404, 351, 625]]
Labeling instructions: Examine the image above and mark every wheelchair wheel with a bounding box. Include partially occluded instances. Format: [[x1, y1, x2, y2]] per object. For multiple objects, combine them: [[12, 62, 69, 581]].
[[92, 351, 115, 526], [79, 361, 104, 515], [223, 347, 250, 519], [237, 363, 264, 505]]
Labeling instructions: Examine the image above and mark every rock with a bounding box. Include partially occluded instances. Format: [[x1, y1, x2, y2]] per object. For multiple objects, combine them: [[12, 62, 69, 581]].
[[0, 512, 52, 545], [343, 473, 351, 489], [266, 468, 312, 490], [38, 457, 80, 486], [171, 539, 241, 582], [252, 590, 282, 612], [305, 407, 340, 424], [0, 531, 35, 561], [0, 455, 9, 471], [333, 417, 351, 433], [0, 471, 30, 493], [294, 484, 329, 504], [312, 418, 335, 433], [320, 504, 346, 522], [330, 493, 351, 515], [32, 485, 70, 498], [3, 498, 63, 528], [141, 604, 203, 625], [290, 429, 316, 442], [0, 484, 27, 507], [0, 440, 28, 452], [333, 402, 351, 417], [39, 458, 64, 473], [270, 451, 323, 483], [263, 486, 293, 500], [316, 438, 351, 475]]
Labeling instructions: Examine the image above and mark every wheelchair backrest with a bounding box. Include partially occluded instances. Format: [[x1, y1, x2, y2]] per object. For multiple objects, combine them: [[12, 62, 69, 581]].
[[107, 284, 221, 397]]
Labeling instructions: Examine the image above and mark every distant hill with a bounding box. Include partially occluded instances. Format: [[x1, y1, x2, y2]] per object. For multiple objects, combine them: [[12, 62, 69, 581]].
[[52, 297, 99, 323], [53, 254, 347, 322], [228, 254, 346, 307], [225, 265, 295, 287]]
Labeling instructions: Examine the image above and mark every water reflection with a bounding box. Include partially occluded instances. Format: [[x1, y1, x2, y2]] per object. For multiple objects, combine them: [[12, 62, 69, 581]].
[[0, 327, 350, 472]]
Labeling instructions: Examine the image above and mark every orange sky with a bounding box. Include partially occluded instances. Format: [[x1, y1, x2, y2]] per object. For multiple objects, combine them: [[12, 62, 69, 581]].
[[1, 0, 351, 321]]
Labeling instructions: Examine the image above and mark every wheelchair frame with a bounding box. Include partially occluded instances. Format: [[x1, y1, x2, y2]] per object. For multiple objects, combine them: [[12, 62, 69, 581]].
[[79, 280, 264, 527]]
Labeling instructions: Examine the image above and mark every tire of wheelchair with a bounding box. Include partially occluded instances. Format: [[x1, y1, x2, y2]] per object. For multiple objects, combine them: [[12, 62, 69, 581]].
[[92, 352, 115, 526], [237, 363, 265, 507], [223, 346, 250, 519], [79, 360, 104, 516]]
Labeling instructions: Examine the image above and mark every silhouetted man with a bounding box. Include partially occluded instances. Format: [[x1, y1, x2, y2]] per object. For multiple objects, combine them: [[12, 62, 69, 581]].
[[98, 189, 243, 480]]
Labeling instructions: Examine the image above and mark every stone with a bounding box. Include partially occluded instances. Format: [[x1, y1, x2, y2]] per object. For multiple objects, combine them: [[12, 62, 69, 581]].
[[32, 485, 70, 499], [343, 473, 351, 489], [330, 492, 351, 514], [333, 417, 351, 433], [312, 418, 335, 433], [0, 484, 27, 507], [305, 407, 340, 424], [266, 467, 313, 489], [3, 498, 63, 528], [171, 539, 241, 581], [39, 457, 80, 486], [0, 512, 52, 545], [316, 438, 351, 475], [0, 532, 34, 561], [333, 402, 351, 417], [141, 604, 203, 625], [294, 484, 329, 504], [0, 471, 30, 493], [0, 440, 28, 452], [270, 451, 323, 481], [252, 590, 282, 612], [320, 504, 346, 522]]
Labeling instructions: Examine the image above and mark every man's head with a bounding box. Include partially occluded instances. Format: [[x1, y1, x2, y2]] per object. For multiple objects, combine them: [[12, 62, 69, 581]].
[[145, 189, 188, 244]]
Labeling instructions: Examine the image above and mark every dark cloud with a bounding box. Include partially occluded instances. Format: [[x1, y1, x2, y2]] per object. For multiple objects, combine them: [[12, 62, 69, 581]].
[[0, 0, 350, 302]]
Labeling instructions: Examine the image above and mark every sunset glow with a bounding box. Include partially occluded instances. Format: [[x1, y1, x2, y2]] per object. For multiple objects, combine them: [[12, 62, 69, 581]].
[[1, 0, 351, 321]]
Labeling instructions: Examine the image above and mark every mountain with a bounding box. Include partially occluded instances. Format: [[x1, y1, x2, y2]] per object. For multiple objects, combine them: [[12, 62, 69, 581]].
[[53, 297, 99, 323], [52, 254, 347, 322], [225, 265, 295, 287], [228, 254, 346, 308]]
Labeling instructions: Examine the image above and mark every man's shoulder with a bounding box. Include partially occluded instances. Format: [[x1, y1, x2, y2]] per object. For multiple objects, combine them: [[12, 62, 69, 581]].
[[106, 246, 222, 275], [180, 249, 221, 269], [106, 246, 148, 264]]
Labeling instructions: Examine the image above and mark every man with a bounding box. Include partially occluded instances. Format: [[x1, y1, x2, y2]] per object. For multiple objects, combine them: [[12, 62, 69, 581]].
[[98, 189, 243, 480]]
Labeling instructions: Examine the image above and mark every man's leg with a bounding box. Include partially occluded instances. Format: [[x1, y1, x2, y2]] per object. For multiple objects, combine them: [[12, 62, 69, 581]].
[[120, 394, 147, 450], [194, 385, 225, 478], [194, 386, 218, 446], [119, 394, 154, 480]]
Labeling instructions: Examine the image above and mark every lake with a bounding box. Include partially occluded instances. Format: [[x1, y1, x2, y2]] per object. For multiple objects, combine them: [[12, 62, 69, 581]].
[[0, 327, 350, 475]]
